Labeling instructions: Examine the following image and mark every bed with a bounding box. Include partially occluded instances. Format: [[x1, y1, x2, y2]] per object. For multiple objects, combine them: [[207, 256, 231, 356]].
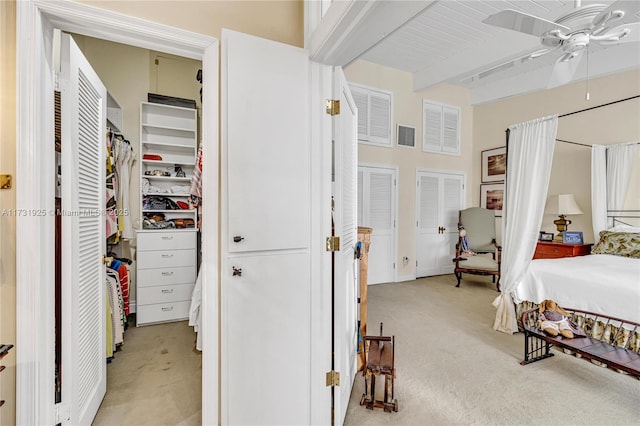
[[515, 253, 640, 324], [514, 226, 640, 345]]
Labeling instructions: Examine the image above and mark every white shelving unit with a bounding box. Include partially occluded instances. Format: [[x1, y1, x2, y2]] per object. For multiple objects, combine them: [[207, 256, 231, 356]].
[[139, 102, 198, 228], [137, 101, 198, 326]]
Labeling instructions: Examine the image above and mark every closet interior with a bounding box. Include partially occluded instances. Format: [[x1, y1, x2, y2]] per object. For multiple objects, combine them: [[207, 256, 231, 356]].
[[53, 32, 203, 417]]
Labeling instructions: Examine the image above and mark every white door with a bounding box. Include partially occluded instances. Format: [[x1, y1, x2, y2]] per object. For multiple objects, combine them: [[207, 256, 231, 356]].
[[415, 170, 464, 277], [222, 29, 313, 425], [59, 33, 107, 425], [332, 67, 358, 425], [358, 166, 396, 284]]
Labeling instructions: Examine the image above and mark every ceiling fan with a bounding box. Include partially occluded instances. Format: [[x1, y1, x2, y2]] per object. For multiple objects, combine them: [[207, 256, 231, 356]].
[[482, 0, 640, 88]]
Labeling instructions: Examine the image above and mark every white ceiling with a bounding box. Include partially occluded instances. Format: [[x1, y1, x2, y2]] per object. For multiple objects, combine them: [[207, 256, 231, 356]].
[[311, 0, 640, 104]]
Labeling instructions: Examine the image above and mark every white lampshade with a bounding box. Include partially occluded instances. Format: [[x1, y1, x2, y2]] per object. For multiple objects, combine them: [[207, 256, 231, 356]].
[[545, 194, 583, 215]]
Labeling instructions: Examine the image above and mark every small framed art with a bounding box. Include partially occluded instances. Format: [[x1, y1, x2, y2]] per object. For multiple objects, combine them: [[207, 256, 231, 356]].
[[480, 183, 504, 216], [539, 232, 554, 241], [563, 231, 584, 244], [481, 146, 506, 183]]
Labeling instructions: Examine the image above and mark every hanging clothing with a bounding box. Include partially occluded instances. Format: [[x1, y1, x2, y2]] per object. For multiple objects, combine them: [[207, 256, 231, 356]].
[[113, 135, 135, 240], [190, 144, 203, 208], [189, 269, 202, 351]]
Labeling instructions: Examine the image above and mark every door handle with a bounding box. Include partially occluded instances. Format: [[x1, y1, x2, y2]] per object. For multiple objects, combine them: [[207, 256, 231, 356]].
[[233, 236, 245, 243]]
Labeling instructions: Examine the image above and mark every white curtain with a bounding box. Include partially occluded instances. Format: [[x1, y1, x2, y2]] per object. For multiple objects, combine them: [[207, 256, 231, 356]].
[[591, 145, 607, 238], [493, 115, 558, 334], [607, 143, 639, 227]]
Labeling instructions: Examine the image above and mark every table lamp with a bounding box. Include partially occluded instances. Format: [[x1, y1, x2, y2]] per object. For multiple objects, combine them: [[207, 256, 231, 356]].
[[544, 194, 583, 242]]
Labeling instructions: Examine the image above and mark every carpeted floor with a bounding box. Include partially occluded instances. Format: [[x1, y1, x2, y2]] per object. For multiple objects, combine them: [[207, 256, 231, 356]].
[[344, 274, 640, 426], [94, 274, 639, 425]]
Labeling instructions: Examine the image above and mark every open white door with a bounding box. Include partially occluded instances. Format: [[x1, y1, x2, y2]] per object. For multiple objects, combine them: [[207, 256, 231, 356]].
[[332, 66, 358, 425], [59, 32, 107, 425], [221, 29, 314, 425]]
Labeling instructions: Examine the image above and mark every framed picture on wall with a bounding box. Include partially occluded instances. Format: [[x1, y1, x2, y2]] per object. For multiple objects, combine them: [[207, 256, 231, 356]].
[[480, 183, 504, 216], [481, 146, 506, 182]]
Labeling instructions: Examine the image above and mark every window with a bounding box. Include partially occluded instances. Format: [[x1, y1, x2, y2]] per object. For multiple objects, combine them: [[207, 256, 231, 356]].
[[350, 83, 392, 147], [422, 99, 460, 155]]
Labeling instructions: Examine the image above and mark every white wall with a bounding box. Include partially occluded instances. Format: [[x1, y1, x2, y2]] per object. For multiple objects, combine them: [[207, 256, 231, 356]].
[[345, 60, 474, 281]]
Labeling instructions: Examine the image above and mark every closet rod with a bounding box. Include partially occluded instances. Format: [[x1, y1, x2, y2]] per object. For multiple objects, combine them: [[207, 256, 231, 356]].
[[558, 94, 640, 119]]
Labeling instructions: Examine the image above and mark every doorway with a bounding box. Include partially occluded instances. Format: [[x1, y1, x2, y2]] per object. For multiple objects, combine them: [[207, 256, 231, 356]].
[[15, 2, 218, 424]]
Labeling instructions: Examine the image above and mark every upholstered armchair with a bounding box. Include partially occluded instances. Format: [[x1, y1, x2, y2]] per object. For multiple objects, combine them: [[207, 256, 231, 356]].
[[453, 207, 501, 291]]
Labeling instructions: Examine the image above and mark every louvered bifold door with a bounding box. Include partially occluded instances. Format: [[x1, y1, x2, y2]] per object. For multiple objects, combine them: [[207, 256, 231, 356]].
[[60, 33, 107, 425], [332, 67, 358, 426], [366, 170, 395, 284], [416, 172, 440, 278]]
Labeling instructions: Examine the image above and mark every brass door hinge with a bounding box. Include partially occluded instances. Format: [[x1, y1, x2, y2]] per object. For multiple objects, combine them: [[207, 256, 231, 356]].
[[326, 99, 340, 116], [326, 236, 341, 252], [0, 174, 12, 190], [326, 370, 340, 387]]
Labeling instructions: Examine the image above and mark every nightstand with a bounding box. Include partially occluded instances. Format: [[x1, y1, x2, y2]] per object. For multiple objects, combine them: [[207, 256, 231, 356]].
[[533, 241, 592, 259]]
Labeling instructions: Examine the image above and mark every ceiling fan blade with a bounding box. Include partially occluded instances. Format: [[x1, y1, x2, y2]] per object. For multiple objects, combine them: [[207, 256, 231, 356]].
[[597, 22, 640, 45], [547, 50, 585, 89], [483, 9, 571, 37], [592, 0, 640, 30]]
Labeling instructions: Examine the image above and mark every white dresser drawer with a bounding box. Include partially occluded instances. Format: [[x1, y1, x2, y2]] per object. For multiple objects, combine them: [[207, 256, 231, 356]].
[[137, 300, 191, 325], [137, 231, 196, 251], [137, 283, 195, 305], [137, 266, 196, 288], [138, 249, 196, 269]]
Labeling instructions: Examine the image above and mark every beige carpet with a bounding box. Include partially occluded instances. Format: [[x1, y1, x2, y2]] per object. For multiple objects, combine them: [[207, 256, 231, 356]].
[[344, 274, 640, 426], [93, 320, 202, 425], [94, 274, 639, 425]]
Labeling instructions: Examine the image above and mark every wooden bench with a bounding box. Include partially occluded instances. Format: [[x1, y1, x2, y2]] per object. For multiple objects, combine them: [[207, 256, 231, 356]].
[[520, 307, 640, 378]]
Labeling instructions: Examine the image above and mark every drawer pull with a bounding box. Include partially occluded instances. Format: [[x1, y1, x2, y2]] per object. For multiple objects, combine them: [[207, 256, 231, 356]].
[[232, 266, 242, 277], [161, 236, 174, 240], [161, 289, 174, 294], [161, 271, 174, 276], [233, 236, 245, 243], [161, 306, 174, 312], [161, 254, 174, 258]]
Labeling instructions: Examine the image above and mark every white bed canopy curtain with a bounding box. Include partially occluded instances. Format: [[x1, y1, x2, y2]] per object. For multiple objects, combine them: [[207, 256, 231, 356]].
[[493, 115, 558, 334], [592, 142, 640, 237], [591, 145, 607, 238]]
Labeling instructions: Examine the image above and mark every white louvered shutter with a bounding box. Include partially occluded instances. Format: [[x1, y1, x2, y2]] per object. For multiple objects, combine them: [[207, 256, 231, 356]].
[[351, 86, 368, 140], [423, 100, 460, 155], [368, 92, 391, 144], [423, 101, 442, 153], [349, 83, 392, 146], [442, 106, 460, 154], [60, 33, 107, 425]]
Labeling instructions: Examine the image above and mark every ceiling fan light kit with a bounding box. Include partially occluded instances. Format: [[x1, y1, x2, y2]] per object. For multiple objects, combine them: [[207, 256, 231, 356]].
[[480, 1, 640, 89]]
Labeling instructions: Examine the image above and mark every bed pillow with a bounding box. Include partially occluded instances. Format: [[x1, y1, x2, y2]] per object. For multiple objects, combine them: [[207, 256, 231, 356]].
[[591, 230, 640, 258]]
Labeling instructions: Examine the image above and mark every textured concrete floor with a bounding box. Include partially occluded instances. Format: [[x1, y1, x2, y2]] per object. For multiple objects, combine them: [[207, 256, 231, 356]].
[[93, 320, 201, 426]]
